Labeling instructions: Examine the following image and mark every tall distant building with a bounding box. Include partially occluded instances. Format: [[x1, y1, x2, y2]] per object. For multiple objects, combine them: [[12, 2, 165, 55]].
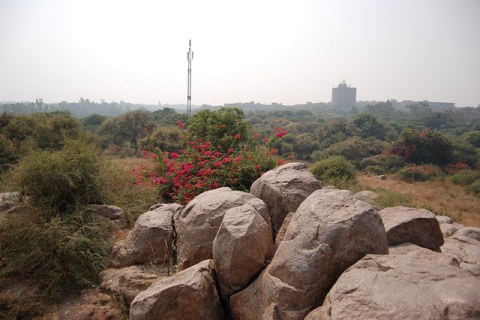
[[332, 80, 357, 108]]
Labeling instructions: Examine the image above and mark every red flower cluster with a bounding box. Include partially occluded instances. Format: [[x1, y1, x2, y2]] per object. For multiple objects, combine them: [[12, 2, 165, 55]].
[[131, 130, 287, 204]]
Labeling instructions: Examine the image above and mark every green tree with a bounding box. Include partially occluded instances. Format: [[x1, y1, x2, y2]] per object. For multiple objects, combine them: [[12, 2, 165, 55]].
[[99, 110, 154, 151], [186, 107, 251, 151], [349, 113, 388, 140], [293, 133, 317, 160], [82, 114, 107, 132], [140, 126, 184, 153], [389, 128, 453, 166], [464, 131, 480, 148]]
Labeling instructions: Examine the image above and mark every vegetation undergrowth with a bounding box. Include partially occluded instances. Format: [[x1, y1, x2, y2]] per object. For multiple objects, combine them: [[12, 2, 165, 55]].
[[359, 174, 480, 226], [310, 156, 358, 190], [0, 139, 156, 318]]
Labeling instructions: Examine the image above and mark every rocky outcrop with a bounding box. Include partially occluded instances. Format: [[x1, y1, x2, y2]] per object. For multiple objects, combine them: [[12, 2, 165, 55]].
[[309, 245, 480, 319], [250, 162, 322, 234], [129, 260, 224, 320], [230, 189, 388, 320], [87, 204, 124, 220], [110, 204, 181, 267], [436, 215, 465, 238], [441, 235, 480, 276], [354, 190, 378, 202], [212, 204, 273, 297], [175, 187, 269, 270], [99, 266, 161, 302], [454, 227, 480, 242], [379, 206, 444, 251], [86, 204, 128, 229]]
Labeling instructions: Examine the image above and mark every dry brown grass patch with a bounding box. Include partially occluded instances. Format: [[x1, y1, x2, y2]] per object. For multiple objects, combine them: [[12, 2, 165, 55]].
[[359, 174, 480, 227]]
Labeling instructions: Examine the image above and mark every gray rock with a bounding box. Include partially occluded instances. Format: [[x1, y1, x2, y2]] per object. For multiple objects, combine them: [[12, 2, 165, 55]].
[[441, 223, 463, 238], [130, 260, 224, 320], [454, 227, 480, 242], [379, 206, 444, 251], [99, 266, 160, 302], [436, 215, 454, 224], [250, 162, 322, 234], [0, 192, 21, 203], [442, 235, 480, 276], [111, 204, 180, 267], [354, 190, 378, 202], [213, 204, 273, 297], [87, 204, 124, 220], [311, 246, 480, 319], [230, 189, 388, 320], [175, 187, 269, 270]]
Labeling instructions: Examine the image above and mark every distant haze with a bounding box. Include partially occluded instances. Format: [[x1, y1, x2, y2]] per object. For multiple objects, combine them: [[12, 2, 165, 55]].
[[1, 0, 479, 107]]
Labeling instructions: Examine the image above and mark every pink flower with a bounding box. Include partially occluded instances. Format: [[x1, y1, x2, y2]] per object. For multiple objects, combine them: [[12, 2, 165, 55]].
[[255, 165, 260, 171], [170, 152, 179, 159], [235, 156, 242, 163], [204, 151, 211, 156], [234, 133, 241, 139], [275, 130, 286, 138], [228, 148, 234, 153], [176, 119, 185, 129], [263, 137, 268, 144]]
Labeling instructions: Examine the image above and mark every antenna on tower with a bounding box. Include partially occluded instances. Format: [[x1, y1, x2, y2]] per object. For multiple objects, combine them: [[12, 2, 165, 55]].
[[187, 39, 193, 117]]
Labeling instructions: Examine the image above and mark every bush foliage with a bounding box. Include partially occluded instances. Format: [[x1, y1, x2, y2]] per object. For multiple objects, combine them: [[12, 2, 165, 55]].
[[398, 164, 442, 182], [310, 156, 357, 189], [15, 139, 105, 213], [132, 107, 286, 204]]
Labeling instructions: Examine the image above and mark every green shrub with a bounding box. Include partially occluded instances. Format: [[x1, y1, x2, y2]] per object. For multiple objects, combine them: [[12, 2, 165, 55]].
[[451, 142, 478, 168], [388, 128, 453, 166], [398, 164, 441, 182], [14, 139, 105, 213], [360, 154, 405, 173], [0, 209, 110, 300], [464, 130, 480, 147], [0, 134, 16, 172], [313, 137, 385, 168], [468, 180, 480, 197], [310, 156, 357, 189], [450, 169, 480, 186]]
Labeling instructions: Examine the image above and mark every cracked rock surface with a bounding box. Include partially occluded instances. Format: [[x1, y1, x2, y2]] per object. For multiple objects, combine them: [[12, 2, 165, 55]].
[[307, 245, 480, 320]]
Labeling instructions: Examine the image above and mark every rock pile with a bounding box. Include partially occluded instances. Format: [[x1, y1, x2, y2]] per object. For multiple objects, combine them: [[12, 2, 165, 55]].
[[98, 163, 480, 319]]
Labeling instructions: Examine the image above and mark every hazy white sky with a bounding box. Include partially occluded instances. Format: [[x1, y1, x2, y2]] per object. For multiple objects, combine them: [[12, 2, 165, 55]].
[[1, 0, 479, 107]]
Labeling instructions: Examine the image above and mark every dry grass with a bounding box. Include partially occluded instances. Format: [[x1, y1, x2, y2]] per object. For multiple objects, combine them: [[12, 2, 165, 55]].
[[359, 174, 480, 227]]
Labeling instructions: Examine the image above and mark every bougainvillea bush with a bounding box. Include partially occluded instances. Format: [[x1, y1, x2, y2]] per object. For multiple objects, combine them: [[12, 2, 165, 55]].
[[132, 108, 287, 204]]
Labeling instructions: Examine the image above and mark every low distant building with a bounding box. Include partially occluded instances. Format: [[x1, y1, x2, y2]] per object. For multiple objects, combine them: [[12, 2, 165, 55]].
[[391, 100, 455, 110], [332, 80, 356, 108]]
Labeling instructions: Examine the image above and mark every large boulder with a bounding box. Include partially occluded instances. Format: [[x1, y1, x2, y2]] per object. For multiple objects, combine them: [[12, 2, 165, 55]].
[[99, 266, 161, 303], [130, 260, 224, 320], [250, 162, 322, 234], [175, 187, 269, 270], [435, 215, 465, 238], [309, 246, 480, 319], [230, 189, 388, 320], [379, 206, 444, 251], [454, 227, 480, 242], [110, 204, 182, 267], [442, 235, 480, 276], [213, 204, 273, 297], [86, 204, 128, 230]]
